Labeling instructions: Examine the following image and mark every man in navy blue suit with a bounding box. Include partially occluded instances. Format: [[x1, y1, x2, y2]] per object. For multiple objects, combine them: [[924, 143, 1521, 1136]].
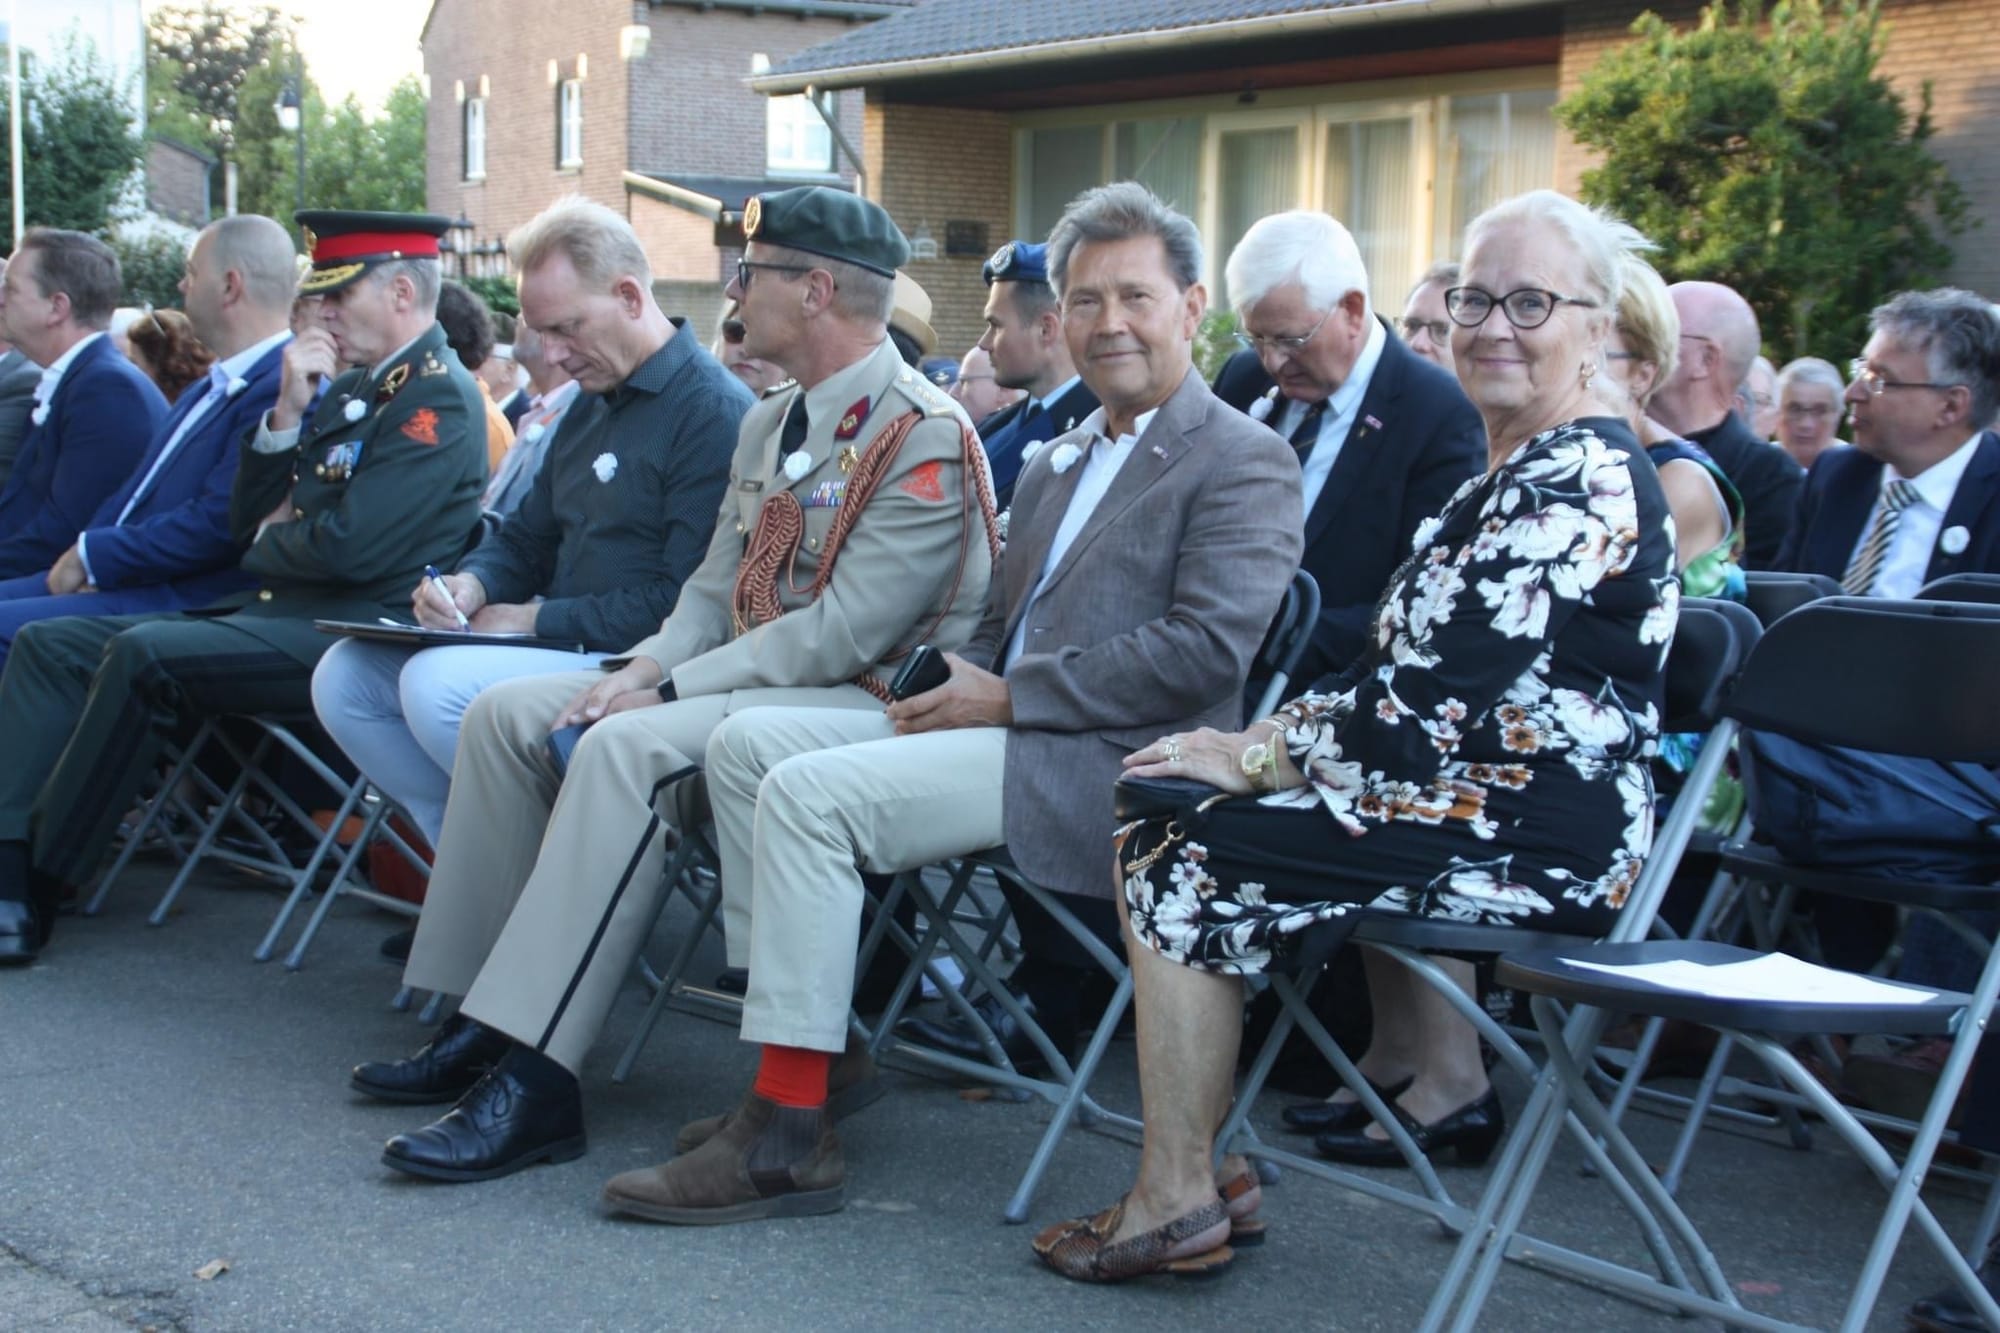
[[972, 241, 1098, 506], [1777, 287, 2000, 590], [0, 215, 298, 671], [1211, 210, 1485, 685], [0, 230, 166, 580]]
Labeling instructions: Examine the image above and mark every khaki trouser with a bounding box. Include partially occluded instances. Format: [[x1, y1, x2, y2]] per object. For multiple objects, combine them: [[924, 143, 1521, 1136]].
[[402, 670, 876, 1071], [705, 707, 1008, 1053]]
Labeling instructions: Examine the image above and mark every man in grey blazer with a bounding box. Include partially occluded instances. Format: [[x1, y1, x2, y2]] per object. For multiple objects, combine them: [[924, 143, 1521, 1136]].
[[600, 182, 1304, 1226]]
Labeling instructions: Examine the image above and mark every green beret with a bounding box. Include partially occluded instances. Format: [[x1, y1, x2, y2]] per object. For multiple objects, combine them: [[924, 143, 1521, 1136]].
[[743, 186, 910, 278]]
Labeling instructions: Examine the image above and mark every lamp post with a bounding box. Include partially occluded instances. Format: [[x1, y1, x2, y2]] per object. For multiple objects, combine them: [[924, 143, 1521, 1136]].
[[273, 51, 306, 214]]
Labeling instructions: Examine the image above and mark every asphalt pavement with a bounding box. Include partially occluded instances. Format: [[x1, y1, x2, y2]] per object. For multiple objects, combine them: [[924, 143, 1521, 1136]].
[[0, 860, 1984, 1331]]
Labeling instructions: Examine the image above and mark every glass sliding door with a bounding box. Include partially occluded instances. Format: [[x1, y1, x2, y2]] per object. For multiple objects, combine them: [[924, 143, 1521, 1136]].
[[1208, 116, 1306, 307]]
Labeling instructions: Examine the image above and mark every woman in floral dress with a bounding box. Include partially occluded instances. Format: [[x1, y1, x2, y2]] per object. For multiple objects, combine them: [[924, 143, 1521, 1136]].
[[1034, 189, 1680, 1283]]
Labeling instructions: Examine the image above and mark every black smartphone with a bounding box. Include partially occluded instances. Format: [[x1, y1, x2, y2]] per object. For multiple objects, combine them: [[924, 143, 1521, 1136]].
[[547, 721, 590, 776], [889, 644, 951, 701]]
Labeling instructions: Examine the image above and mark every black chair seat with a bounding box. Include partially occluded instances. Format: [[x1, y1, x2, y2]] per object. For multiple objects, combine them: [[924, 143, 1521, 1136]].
[[1497, 939, 1967, 1037], [1717, 841, 2000, 912], [1352, 913, 1592, 959]]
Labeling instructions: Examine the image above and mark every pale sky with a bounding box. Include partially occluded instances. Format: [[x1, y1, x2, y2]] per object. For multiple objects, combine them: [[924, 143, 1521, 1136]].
[[138, 0, 429, 114]]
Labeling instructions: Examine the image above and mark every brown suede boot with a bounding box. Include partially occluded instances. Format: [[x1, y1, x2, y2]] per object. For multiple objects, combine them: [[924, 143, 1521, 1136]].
[[673, 1037, 880, 1154], [604, 1092, 844, 1225]]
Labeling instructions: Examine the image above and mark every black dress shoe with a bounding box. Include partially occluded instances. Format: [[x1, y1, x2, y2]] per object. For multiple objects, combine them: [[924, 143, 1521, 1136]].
[[1280, 1075, 1416, 1134], [1909, 1242, 2000, 1332], [381, 1047, 585, 1183], [0, 897, 39, 967], [379, 928, 415, 962], [896, 989, 1071, 1073], [1313, 1088, 1505, 1167], [351, 1014, 512, 1104]]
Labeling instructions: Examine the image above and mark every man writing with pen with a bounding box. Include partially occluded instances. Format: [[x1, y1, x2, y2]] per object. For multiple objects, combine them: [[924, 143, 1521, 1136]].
[[310, 197, 747, 856], [0, 208, 490, 966]]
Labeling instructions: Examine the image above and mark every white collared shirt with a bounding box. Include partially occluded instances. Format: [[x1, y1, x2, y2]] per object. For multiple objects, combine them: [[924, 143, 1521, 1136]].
[[31, 330, 107, 413], [1003, 405, 1153, 667], [1849, 431, 1983, 599], [79, 330, 293, 582], [1268, 315, 1387, 514]]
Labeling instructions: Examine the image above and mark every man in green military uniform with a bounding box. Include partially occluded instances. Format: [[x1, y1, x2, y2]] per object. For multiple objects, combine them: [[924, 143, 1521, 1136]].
[[348, 186, 998, 1185], [0, 210, 486, 965]]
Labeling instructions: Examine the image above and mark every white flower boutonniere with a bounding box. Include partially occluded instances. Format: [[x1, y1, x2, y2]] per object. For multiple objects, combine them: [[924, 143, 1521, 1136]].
[[1940, 524, 1971, 556], [1049, 443, 1084, 475], [342, 399, 366, 423], [1019, 439, 1046, 466], [1247, 386, 1281, 424], [30, 404, 48, 426], [783, 450, 813, 482], [522, 421, 546, 444], [592, 452, 619, 483]]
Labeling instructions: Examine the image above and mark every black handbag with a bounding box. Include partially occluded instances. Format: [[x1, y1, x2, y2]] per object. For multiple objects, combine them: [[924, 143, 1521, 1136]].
[[1113, 775, 1230, 822]]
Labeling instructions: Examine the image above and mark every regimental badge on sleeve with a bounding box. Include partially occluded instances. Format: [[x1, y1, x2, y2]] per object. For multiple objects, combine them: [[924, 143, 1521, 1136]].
[[401, 408, 440, 445]]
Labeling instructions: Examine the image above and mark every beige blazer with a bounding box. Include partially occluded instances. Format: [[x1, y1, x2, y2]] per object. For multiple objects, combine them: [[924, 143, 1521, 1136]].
[[624, 338, 995, 707], [963, 365, 1303, 899]]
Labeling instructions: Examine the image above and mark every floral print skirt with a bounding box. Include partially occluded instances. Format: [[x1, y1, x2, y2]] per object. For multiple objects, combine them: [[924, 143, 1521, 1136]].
[[1118, 780, 1642, 976]]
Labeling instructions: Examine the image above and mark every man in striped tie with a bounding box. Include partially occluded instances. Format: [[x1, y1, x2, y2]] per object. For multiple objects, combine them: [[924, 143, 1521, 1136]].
[[1776, 288, 2000, 595]]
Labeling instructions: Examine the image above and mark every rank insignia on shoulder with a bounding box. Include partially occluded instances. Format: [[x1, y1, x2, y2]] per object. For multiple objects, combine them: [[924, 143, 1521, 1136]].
[[378, 364, 411, 401], [838, 445, 860, 474], [834, 397, 869, 441], [401, 407, 440, 445], [419, 353, 448, 378]]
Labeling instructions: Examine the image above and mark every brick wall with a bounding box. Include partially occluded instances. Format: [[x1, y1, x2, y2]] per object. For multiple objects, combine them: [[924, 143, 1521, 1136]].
[[1557, 0, 2000, 298], [867, 97, 1013, 360], [147, 138, 211, 226], [625, 4, 867, 184], [629, 191, 724, 284], [423, 0, 630, 256]]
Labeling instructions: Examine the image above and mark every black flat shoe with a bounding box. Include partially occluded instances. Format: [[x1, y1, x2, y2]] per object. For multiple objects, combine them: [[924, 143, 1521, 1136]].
[[1313, 1088, 1504, 1167], [0, 898, 41, 967], [382, 1048, 585, 1183], [1281, 1075, 1416, 1133], [351, 1013, 512, 1104]]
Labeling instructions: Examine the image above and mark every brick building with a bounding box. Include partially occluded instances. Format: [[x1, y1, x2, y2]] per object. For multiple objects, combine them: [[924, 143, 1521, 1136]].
[[756, 0, 1999, 360], [420, 0, 906, 329], [146, 136, 215, 227]]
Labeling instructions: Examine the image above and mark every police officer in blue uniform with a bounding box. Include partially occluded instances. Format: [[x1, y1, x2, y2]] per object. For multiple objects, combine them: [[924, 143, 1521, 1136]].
[[973, 241, 1097, 506]]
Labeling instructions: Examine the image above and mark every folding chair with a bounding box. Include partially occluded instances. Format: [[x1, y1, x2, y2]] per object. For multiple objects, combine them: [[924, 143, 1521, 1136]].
[[1201, 600, 1757, 1229], [1921, 571, 2000, 605], [1422, 595, 2000, 1332], [1741, 569, 1840, 627]]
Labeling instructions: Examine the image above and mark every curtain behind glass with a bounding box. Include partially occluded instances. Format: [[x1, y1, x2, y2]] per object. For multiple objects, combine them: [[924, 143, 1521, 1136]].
[[1028, 126, 1106, 243], [1114, 118, 1203, 218], [1439, 90, 1557, 259], [1325, 116, 1419, 311], [1215, 126, 1300, 308]]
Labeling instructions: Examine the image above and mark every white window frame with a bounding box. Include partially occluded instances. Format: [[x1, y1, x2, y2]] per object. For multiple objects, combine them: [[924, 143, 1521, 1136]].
[[558, 78, 584, 169], [463, 95, 487, 181]]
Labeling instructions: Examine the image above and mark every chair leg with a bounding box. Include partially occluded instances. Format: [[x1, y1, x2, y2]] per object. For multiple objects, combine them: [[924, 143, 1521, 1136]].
[[280, 790, 393, 970], [418, 991, 448, 1024], [1001, 970, 1133, 1225], [610, 834, 712, 1083], [149, 732, 273, 926]]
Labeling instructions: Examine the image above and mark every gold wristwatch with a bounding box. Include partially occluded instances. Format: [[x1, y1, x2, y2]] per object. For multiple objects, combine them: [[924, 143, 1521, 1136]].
[[1239, 725, 1284, 792]]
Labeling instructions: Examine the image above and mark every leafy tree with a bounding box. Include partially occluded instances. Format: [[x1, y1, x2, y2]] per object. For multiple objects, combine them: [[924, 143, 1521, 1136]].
[[306, 77, 428, 215], [462, 274, 520, 318], [110, 220, 199, 310], [1559, 0, 1970, 364], [147, 2, 292, 156], [0, 40, 146, 248]]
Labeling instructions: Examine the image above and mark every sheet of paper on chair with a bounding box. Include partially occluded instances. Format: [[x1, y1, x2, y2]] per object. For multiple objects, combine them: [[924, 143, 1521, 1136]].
[[1560, 953, 1937, 1005]]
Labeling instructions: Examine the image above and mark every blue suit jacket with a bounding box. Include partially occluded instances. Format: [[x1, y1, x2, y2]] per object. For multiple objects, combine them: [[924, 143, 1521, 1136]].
[[1774, 433, 2000, 586], [978, 377, 1100, 507], [0, 334, 166, 578], [1213, 326, 1487, 680], [80, 338, 289, 605]]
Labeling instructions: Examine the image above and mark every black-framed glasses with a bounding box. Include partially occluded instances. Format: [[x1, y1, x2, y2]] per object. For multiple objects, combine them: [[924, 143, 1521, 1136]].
[[1848, 358, 1961, 398], [1234, 304, 1335, 357], [1400, 316, 1452, 344], [1445, 286, 1597, 330], [735, 258, 814, 292]]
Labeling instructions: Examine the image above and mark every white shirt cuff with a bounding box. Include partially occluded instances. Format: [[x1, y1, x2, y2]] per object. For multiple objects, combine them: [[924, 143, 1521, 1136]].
[[75, 532, 96, 587], [255, 412, 302, 454]]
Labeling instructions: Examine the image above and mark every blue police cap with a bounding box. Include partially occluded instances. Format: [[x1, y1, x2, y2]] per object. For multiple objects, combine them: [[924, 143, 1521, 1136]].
[[982, 241, 1049, 287]]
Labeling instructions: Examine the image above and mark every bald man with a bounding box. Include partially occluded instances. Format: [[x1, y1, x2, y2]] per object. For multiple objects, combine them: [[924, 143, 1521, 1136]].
[[1650, 280, 1803, 568], [0, 214, 299, 669]]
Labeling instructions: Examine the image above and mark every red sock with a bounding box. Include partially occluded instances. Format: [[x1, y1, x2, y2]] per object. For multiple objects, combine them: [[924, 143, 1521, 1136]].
[[753, 1043, 832, 1109]]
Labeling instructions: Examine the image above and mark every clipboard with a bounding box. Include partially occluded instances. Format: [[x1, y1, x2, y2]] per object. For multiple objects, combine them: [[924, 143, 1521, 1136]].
[[313, 618, 590, 653]]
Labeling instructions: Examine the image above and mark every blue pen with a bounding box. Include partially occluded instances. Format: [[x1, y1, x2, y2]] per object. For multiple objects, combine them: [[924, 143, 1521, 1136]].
[[424, 564, 469, 630]]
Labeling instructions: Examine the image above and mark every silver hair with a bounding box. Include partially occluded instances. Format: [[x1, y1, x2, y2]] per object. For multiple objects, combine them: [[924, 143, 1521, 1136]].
[[1463, 189, 1652, 313], [1045, 181, 1203, 298], [370, 257, 441, 312], [1776, 355, 1845, 402], [757, 243, 895, 324], [509, 194, 654, 291], [1223, 210, 1370, 316], [1411, 260, 1460, 296], [1871, 287, 2000, 425]]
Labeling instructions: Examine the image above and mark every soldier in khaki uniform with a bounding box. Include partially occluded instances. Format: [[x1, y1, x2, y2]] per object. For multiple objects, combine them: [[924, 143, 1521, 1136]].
[[355, 187, 998, 1184], [0, 210, 487, 965]]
